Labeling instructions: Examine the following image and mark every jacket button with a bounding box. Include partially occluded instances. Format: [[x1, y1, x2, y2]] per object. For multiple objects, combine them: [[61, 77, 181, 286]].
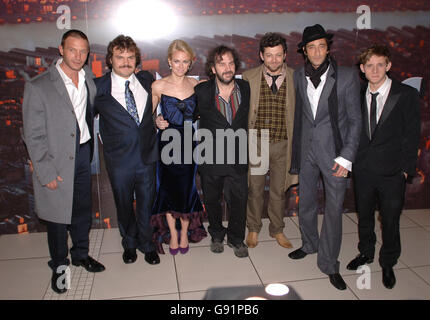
[[71, 133, 75, 137], [69, 156, 74, 160]]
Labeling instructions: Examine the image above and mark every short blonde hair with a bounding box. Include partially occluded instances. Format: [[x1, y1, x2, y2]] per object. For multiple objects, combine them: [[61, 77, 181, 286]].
[[167, 39, 195, 62]]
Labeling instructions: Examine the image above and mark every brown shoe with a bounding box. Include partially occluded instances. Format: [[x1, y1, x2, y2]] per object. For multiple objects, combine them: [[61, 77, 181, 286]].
[[271, 233, 293, 248], [246, 232, 258, 248]]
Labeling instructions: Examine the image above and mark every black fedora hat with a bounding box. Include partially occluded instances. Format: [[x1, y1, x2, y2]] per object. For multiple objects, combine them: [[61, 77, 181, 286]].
[[298, 24, 334, 49]]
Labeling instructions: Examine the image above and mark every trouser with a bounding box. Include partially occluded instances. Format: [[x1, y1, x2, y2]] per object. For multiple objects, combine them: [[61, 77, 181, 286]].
[[247, 139, 288, 235], [200, 171, 248, 245], [109, 161, 156, 253], [354, 169, 405, 268], [46, 141, 92, 271], [298, 146, 347, 275]]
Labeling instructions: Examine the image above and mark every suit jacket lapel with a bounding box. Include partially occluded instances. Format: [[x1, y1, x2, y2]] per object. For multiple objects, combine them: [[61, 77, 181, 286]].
[[360, 86, 371, 140], [377, 81, 400, 129], [298, 68, 314, 122], [49, 63, 75, 113], [135, 73, 153, 124], [315, 67, 335, 123], [100, 72, 139, 122]]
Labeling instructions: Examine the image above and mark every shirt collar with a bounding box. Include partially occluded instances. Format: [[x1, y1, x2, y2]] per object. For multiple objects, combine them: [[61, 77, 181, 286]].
[[263, 63, 286, 77], [56, 58, 86, 85], [367, 76, 391, 96], [111, 69, 136, 88]]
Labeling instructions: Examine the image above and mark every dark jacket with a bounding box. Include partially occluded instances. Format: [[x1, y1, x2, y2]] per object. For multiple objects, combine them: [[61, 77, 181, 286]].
[[194, 78, 250, 175], [354, 79, 421, 178]]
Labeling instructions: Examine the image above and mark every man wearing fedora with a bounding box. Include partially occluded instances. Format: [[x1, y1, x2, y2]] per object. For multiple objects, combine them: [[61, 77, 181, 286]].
[[288, 24, 361, 290]]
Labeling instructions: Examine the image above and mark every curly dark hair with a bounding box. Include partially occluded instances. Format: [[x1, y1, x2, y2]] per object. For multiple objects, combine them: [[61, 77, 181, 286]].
[[105, 35, 141, 69], [259, 32, 287, 54], [205, 45, 241, 78]]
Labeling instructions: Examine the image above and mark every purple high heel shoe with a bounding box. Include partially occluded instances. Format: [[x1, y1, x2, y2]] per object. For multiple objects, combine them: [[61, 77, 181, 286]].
[[179, 245, 189, 254], [169, 247, 179, 255]]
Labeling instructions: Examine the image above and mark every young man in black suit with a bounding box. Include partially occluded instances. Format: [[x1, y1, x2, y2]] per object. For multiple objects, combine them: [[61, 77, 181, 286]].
[[194, 46, 250, 258], [347, 44, 421, 289]]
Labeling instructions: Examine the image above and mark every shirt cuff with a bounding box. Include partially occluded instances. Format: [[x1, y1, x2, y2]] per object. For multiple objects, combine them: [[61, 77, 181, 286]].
[[335, 157, 352, 172]]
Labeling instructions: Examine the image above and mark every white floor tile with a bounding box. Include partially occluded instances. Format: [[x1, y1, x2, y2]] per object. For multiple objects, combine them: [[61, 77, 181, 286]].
[[99, 228, 123, 254], [403, 209, 430, 226], [0, 233, 49, 260], [391, 228, 430, 267], [344, 268, 430, 300], [249, 239, 324, 283], [90, 252, 177, 300], [180, 290, 207, 300], [0, 258, 51, 299], [115, 293, 179, 300], [175, 246, 261, 292], [282, 278, 358, 300], [411, 266, 430, 286]]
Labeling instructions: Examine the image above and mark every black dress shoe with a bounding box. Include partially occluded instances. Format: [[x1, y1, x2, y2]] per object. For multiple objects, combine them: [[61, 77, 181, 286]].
[[382, 267, 396, 289], [51, 271, 68, 294], [346, 253, 374, 270], [123, 248, 137, 264], [144, 251, 160, 265], [329, 273, 347, 290], [288, 248, 307, 260], [72, 256, 105, 273]]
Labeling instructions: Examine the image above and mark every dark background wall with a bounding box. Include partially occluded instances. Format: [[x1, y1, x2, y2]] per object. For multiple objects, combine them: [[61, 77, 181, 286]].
[[0, 0, 429, 234]]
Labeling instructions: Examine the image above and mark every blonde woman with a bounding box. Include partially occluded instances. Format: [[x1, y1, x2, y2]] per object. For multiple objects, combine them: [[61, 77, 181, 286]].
[[151, 40, 207, 255]]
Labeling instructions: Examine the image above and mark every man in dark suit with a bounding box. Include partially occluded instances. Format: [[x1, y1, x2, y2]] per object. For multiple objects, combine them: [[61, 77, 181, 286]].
[[94, 35, 160, 265], [347, 44, 421, 289], [194, 45, 250, 258], [22, 30, 105, 294], [288, 24, 361, 290]]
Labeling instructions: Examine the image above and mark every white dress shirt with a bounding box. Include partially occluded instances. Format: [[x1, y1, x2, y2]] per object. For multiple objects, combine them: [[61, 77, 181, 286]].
[[306, 66, 352, 171], [111, 70, 148, 123], [56, 58, 90, 144], [366, 76, 392, 135]]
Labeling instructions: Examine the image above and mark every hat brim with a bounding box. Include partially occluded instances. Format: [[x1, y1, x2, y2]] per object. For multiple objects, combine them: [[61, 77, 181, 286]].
[[297, 33, 334, 50]]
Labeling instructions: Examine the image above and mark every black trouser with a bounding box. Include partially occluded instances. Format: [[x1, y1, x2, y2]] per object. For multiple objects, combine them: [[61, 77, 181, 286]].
[[46, 141, 92, 271], [200, 171, 248, 245], [108, 161, 156, 253], [353, 169, 406, 268]]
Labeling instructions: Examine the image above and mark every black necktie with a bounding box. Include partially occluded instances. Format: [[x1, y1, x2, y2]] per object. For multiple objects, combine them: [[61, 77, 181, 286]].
[[270, 74, 280, 94], [370, 92, 379, 138]]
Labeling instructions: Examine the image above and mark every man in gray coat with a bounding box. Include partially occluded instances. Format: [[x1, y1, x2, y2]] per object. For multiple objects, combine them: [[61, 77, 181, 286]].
[[288, 25, 361, 290], [22, 30, 105, 294]]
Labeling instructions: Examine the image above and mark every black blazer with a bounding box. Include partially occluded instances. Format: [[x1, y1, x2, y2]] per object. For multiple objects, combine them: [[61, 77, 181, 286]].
[[195, 78, 250, 175], [93, 71, 159, 169], [354, 79, 421, 178]]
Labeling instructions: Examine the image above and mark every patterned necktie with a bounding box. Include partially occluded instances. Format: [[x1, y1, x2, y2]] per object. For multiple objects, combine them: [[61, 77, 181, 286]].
[[370, 92, 379, 138], [125, 80, 140, 125], [270, 74, 280, 94]]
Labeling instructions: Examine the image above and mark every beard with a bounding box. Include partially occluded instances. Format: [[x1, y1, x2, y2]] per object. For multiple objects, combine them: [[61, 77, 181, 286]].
[[265, 62, 283, 74], [215, 71, 235, 85]]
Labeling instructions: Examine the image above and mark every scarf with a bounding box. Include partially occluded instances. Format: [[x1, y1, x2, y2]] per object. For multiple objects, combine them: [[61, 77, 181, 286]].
[[305, 56, 330, 89]]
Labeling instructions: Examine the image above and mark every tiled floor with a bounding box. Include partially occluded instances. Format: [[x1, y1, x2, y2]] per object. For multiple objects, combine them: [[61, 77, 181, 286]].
[[1, 209, 430, 300]]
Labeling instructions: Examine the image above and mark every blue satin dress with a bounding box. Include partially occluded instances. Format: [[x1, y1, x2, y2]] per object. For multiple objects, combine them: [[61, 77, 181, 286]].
[[151, 93, 207, 253]]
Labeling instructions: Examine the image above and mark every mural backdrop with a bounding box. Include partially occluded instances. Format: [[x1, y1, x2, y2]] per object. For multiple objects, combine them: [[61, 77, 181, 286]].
[[0, 0, 429, 234]]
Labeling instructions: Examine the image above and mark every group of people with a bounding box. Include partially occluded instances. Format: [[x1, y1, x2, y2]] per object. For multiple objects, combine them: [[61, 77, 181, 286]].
[[22, 23, 420, 295]]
